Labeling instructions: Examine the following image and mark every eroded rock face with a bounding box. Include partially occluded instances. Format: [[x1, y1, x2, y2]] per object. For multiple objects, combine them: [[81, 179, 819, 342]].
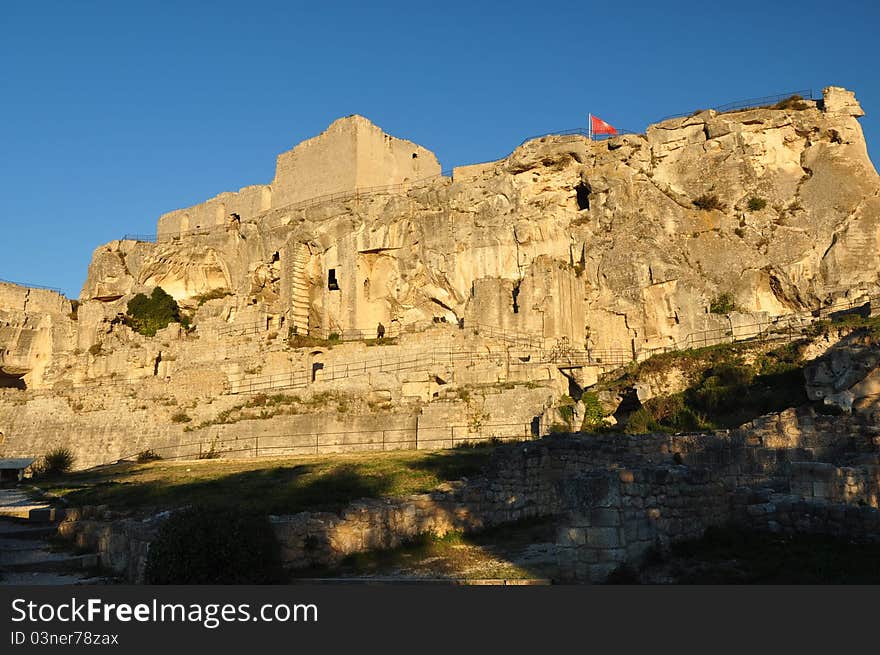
[[39, 89, 880, 380], [0, 282, 75, 388], [805, 330, 880, 413], [73, 89, 876, 355], [2, 88, 879, 465]]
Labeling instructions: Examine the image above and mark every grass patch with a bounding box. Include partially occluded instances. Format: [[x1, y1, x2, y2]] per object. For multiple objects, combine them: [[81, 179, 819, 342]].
[[192, 289, 232, 306], [746, 196, 767, 211], [636, 341, 808, 431], [32, 448, 496, 515], [693, 193, 726, 211], [772, 94, 810, 111], [645, 525, 880, 583], [292, 517, 559, 581], [709, 292, 737, 314], [193, 392, 353, 429]]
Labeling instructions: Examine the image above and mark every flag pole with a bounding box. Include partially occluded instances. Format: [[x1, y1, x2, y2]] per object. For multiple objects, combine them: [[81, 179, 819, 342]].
[[588, 113, 592, 140]]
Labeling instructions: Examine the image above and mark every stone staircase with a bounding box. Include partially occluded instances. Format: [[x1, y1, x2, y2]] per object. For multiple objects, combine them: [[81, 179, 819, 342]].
[[0, 489, 103, 585], [290, 243, 311, 335]]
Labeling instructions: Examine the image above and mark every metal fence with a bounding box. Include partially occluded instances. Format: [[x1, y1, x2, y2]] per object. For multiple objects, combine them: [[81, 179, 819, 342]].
[[115, 421, 536, 463], [119, 88, 821, 243], [517, 127, 637, 146], [0, 277, 64, 294], [211, 290, 880, 395], [131, 172, 453, 244], [658, 89, 816, 122]]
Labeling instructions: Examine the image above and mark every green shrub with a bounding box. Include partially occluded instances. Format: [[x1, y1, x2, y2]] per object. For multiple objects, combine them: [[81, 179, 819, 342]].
[[144, 506, 283, 584], [580, 392, 605, 431], [88, 343, 103, 356], [42, 447, 75, 476], [126, 287, 186, 337], [693, 194, 726, 211], [747, 196, 767, 211], [194, 288, 232, 306], [624, 407, 661, 435], [170, 411, 192, 424], [709, 292, 737, 314], [136, 449, 162, 463]]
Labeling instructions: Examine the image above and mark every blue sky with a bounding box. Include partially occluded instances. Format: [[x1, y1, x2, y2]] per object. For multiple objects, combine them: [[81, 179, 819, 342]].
[[1, 0, 878, 297]]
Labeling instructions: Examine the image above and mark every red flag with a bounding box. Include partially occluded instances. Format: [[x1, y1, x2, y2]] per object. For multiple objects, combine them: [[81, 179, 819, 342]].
[[590, 114, 617, 135]]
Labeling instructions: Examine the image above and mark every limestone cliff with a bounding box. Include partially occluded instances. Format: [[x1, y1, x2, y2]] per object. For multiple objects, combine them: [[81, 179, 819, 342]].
[[2, 86, 878, 468]]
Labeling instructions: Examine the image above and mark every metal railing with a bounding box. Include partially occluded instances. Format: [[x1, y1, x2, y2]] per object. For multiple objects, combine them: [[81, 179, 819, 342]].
[[638, 292, 879, 359], [0, 277, 64, 294], [229, 349, 513, 395], [113, 421, 536, 464], [658, 89, 816, 122], [467, 323, 545, 349], [119, 87, 821, 244], [136, 172, 453, 243], [303, 325, 402, 342], [517, 127, 637, 146]]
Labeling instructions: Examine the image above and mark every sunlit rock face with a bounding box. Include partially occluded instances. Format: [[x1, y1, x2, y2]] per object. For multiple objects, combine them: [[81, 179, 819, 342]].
[[1, 89, 879, 468], [48, 89, 880, 360]]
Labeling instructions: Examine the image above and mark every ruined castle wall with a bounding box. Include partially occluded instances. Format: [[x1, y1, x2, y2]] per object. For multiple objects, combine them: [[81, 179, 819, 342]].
[[352, 117, 440, 188], [271, 115, 439, 210], [0, 283, 70, 316], [157, 184, 272, 238], [271, 119, 359, 209], [556, 467, 728, 582], [731, 490, 880, 543]]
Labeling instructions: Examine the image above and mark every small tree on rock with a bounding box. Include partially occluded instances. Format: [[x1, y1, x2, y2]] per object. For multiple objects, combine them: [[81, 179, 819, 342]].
[[126, 287, 186, 337]]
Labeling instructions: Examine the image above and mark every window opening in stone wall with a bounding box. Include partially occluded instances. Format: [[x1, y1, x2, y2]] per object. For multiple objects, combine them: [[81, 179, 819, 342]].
[[512, 280, 521, 314], [328, 268, 339, 291]]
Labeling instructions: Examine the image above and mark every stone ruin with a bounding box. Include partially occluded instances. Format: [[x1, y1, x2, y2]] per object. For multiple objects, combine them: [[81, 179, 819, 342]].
[[0, 87, 876, 463], [4, 85, 880, 580]]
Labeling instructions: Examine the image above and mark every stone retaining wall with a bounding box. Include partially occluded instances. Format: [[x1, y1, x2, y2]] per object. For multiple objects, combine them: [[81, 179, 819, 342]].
[[555, 466, 728, 582], [732, 489, 880, 543], [52, 412, 880, 583]]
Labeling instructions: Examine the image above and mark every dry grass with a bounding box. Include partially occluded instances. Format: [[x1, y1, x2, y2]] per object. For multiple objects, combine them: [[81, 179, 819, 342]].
[[33, 448, 496, 516]]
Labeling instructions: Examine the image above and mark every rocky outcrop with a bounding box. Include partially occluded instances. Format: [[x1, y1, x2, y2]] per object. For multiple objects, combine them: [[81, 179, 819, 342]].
[[2, 86, 879, 466]]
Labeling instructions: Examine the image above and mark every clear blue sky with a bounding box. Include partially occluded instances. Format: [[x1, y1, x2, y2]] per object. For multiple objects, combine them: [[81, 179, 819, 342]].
[[2, 0, 878, 298]]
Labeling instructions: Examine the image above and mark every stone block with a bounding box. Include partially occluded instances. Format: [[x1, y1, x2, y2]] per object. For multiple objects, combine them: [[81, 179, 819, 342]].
[[586, 527, 621, 549]]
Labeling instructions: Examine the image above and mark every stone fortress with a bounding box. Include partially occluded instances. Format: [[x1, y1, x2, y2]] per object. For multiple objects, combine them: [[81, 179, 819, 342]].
[[1, 86, 878, 470], [4, 86, 880, 582]]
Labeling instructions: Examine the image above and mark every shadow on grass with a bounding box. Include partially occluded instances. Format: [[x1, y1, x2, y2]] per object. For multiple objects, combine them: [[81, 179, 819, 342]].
[[40, 447, 499, 516], [631, 525, 880, 584], [291, 516, 561, 581]]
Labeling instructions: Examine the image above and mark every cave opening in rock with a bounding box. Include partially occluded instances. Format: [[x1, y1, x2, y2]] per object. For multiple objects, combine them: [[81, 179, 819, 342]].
[[575, 182, 592, 210], [0, 371, 26, 390], [328, 268, 339, 291], [512, 280, 521, 313]]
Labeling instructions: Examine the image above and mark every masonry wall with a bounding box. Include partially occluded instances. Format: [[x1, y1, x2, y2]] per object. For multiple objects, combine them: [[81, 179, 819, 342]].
[[157, 185, 272, 238], [272, 115, 439, 209]]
